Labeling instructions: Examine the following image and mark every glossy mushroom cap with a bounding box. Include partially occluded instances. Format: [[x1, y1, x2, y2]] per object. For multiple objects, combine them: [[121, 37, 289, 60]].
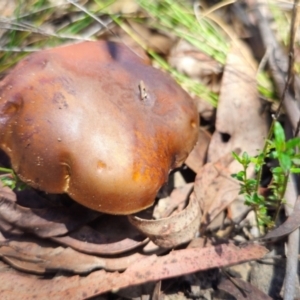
[[0, 41, 199, 214]]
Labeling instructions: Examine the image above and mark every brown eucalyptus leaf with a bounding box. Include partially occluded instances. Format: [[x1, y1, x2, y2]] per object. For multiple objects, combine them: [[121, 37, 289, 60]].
[[218, 277, 272, 300], [0, 243, 268, 299], [52, 225, 148, 255], [128, 195, 201, 248], [194, 151, 240, 229], [263, 196, 300, 240], [0, 196, 99, 238], [207, 44, 268, 174], [185, 128, 211, 174], [0, 237, 146, 273]]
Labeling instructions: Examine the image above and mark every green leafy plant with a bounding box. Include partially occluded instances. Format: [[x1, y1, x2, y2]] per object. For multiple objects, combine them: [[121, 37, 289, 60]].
[[0, 167, 27, 191], [232, 121, 300, 229]]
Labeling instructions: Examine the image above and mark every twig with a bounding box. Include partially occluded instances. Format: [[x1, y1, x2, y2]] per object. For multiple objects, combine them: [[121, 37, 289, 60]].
[[273, 0, 299, 119], [283, 177, 299, 300], [253, 2, 300, 131], [295, 117, 300, 137]]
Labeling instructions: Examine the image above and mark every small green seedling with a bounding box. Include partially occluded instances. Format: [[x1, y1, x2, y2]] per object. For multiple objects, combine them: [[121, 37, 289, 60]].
[[232, 121, 300, 229]]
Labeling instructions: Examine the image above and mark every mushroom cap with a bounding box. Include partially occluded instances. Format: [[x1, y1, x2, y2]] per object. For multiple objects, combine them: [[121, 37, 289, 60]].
[[0, 41, 199, 214]]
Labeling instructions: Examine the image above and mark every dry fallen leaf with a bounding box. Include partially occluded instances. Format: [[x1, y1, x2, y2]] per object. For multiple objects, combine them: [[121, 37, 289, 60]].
[[0, 196, 99, 238], [263, 196, 300, 240], [129, 194, 201, 248], [0, 236, 146, 273], [205, 43, 268, 230], [0, 243, 268, 299], [207, 43, 268, 171], [0, 217, 24, 235], [185, 128, 211, 174], [218, 277, 272, 300], [194, 151, 240, 229], [168, 39, 222, 89], [52, 223, 147, 255]]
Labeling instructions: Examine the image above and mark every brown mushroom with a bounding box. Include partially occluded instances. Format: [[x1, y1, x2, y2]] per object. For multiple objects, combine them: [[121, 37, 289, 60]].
[[0, 41, 199, 214]]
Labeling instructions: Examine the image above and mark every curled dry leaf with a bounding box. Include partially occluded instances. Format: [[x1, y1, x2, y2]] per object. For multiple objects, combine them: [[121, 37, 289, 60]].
[[0, 196, 99, 238], [128, 194, 201, 248], [194, 151, 240, 229], [52, 224, 148, 255], [0, 243, 268, 299], [0, 237, 146, 274]]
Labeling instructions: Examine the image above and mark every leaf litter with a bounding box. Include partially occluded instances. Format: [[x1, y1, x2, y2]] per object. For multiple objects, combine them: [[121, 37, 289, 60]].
[[207, 43, 268, 170], [218, 277, 272, 300], [0, 158, 270, 299], [0, 242, 267, 300], [0, 236, 147, 274], [204, 43, 269, 234], [0, 1, 293, 299], [0, 193, 99, 238], [194, 150, 241, 230], [128, 192, 201, 248], [51, 224, 148, 255]]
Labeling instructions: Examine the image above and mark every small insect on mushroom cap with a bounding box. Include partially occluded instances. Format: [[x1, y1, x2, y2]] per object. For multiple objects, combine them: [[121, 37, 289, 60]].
[[0, 40, 199, 215]]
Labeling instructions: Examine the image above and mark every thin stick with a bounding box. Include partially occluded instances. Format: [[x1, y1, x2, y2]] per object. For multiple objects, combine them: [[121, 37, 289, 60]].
[[275, 0, 299, 120]]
